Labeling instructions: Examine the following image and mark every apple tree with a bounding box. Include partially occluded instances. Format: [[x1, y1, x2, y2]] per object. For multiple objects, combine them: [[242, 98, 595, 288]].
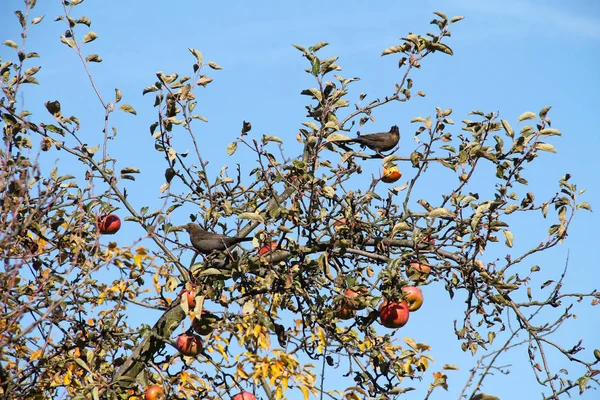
[[1, 1, 598, 400]]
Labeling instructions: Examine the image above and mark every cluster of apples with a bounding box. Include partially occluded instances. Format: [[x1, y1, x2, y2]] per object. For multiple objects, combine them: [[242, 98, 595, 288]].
[[335, 259, 429, 329], [174, 288, 222, 357], [379, 259, 429, 328], [145, 386, 256, 400]]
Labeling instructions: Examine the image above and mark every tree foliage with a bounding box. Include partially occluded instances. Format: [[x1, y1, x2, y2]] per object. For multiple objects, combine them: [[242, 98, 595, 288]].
[[1, 2, 598, 400]]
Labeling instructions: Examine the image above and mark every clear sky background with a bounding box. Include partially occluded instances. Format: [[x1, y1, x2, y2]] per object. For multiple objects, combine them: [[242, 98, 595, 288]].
[[1, 0, 599, 399]]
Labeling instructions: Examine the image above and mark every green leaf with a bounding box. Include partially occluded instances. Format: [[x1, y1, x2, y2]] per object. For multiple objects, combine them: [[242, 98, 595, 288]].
[[198, 267, 230, 277], [262, 135, 283, 145], [428, 42, 453, 55], [443, 364, 460, 370], [226, 141, 237, 156], [381, 46, 403, 56], [321, 186, 335, 199], [326, 133, 351, 142], [433, 11, 448, 20], [500, 119, 514, 138], [45, 100, 61, 116], [188, 48, 203, 63], [311, 41, 328, 52], [382, 154, 402, 165], [539, 106, 552, 119], [74, 358, 92, 373], [237, 212, 265, 223], [82, 32, 98, 43], [577, 202, 592, 211], [119, 104, 136, 115], [302, 122, 319, 131], [77, 16, 91, 26], [25, 66, 41, 76], [85, 54, 102, 62], [292, 44, 306, 52], [60, 35, 75, 48], [4, 40, 18, 49], [311, 57, 320, 76], [208, 61, 222, 70], [428, 208, 454, 219], [503, 230, 514, 248], [120, 167, 140, 174], [539, 128, 561, 136], [115, 88, 122, 103], [517, 111, 536, 122], [534, 142, 556, 153]]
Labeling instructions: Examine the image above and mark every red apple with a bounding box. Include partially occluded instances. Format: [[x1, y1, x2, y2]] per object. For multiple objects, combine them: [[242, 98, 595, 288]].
[[175, 333, 202, 357], [97, 214, 121, 234], [258, 241, 278, 256], [401, 286, 424, 311], [180, 288, 196, 309], [145, 385, 165, 400], [423, 234, 435, 245], [379, 300, 410, 328], [232, 392, 257, 400], [192, 310, 221, 335], [333, 218, 347, 232], [406, 260, 431, 282]]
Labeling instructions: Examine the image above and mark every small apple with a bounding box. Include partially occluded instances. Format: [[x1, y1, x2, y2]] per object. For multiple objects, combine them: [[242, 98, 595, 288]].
[[381, 164, 402, 183], [333, 218, 347, 232], [192, 310, 221, 335], [423, 234, 435, 246], [144, 385, 165, 400], [258, 241, 278, 256], [232, 392, 257, 400], [406, 260, 431, 282], [175, 333, 202, 357], [335, 302, 356, 320], [344, 287, 368, 310], [97, 214, 121, 234], [180, 288, 196, 309], [402, 286, 424, 311], [379, 300, 410, 328]]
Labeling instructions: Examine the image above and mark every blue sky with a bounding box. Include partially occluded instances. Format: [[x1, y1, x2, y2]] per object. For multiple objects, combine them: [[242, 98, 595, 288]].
[[2, 0, 599, 399]]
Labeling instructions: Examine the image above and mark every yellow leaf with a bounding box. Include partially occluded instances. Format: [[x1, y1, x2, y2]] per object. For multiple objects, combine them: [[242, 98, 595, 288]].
[[317, 327, 326, 345], [133, 254, 143, 268], [30, 348, 43, 361], [63, 370, 71, 385], [217, 343, 229, 362], [404, 337, 418, 350], [404, 360, 413, 375], [237, 366, 249, 379], [300, 386, 310, 400], [252, 325, 261, 338]]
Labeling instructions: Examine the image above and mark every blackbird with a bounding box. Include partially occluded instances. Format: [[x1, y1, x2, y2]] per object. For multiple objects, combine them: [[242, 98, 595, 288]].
[[339, 125, 400, 155], [183, 223, 252, 254]]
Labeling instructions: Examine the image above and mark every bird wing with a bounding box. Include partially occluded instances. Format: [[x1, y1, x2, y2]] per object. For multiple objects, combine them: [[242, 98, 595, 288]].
[[356, 133, 388, 144]]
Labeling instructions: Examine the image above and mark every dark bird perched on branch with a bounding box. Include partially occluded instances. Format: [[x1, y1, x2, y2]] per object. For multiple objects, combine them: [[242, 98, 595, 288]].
[[339, 125, 400, 155], [182, 223, 252, 254]]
